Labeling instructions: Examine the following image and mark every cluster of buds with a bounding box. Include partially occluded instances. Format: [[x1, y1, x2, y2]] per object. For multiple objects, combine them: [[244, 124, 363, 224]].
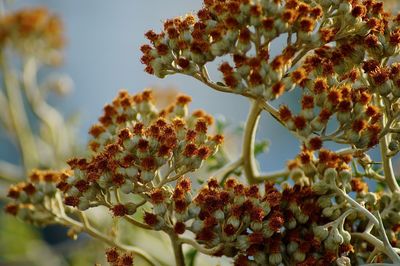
[[279, 74, 383, 149], [5, 170, 66, 226], [105, 248, 134, 266], [286, 148, 353, 190], [140, 0, 396, 102], [0, 7, 64, 64], [52, 90, 221, 212], [142, 176, 354, 265]]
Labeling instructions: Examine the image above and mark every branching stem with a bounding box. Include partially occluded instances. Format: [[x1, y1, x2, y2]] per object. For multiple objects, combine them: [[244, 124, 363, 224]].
[[58, 214, 159, 266]]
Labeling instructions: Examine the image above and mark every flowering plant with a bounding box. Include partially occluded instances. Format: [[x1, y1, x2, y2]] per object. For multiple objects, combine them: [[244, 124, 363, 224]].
[[6, 0, 400, 265]]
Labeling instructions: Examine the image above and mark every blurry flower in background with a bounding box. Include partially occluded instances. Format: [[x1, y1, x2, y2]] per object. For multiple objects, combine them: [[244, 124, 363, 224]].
[[0, 5, 85, 266], [0, 7, 64, 64]]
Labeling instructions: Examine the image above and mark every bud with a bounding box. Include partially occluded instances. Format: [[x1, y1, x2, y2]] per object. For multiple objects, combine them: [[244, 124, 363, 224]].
[[295, 212, 309, 224], [125, 203, 138, 215], [337, 112, 351, 124], [336, 256, 351, 266], [378, 81, 392, 96], [324, 168, 338, 184], [98, 175, 111, 189], [339, 170, 352, 183], [236, 235, 250, 250], [286, 217, 297, 229], [78, 197, 90, 211], [287, 241, 298, 253], [311, 117, 325, 131], [141, 171, 155, 182], [214, 209, 225, 221], [364, 192, 378, 205], [250, 220, 263, 231], [120, 179, 134, 194], [262, 222, 274, 238], [188, 204, 201, 217], [322, 206, 335, 217], [153, 203, 167, 215], [190, 219, 203, 233], [330, 227, 344, 245], [317, 195, 332, 208], [312, 181, 330, 195], [340, 228, 351, 243], [43, 182, 57, 195], [227, 215, 241, 229], [269, 253, 282, 265], [313, 225, 329, 240], [293, 250, 306, 262], [31, 191, 45, 204], [254, 252, 267, 265]]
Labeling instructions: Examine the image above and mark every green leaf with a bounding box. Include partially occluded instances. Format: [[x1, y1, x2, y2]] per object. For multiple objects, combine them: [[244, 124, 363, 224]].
[[254, 140, 269, 156], [196, 178, 204, 185], [376, 182, 386, 192], [184, 248, 198, 266]]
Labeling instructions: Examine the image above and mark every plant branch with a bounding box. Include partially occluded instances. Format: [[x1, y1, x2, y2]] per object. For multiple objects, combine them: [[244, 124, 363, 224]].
[[168, 233, 185, 266], [335, 186, 400, 263], [243, 99, 263, 185], [255, 170, 290, 182], [156, 168, 191, 188], [212, 156, 243, 182], [352, 232, 400, 262], [378, 95, 399, 192], [179, 237, 223, 255], [379, 134, 399, 192], [58, 214, 159, 266]]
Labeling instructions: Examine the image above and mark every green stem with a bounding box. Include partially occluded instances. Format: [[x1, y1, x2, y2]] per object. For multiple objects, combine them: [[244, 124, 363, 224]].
[[352, 232, 400, 263], [169, 233, 185, 266], [257, 170, 289, 182], [179, 238, 222, 255], [335, 187, 400, 263], [1, 53, 38, 172], [380, 135, 399, 192], [378, 96, 400, 192], [213, 156, 243, 183], [243, 99, 263, 185]]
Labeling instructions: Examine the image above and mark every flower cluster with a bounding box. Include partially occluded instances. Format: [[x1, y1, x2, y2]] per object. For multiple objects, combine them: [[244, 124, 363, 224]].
[[0, 7, 64, 63], [54, 90, 221, 211], [140, 0, 399, 101], [5, 170, 65, 226], [142, 176, 354, 265], [105, 248, 134, 266]]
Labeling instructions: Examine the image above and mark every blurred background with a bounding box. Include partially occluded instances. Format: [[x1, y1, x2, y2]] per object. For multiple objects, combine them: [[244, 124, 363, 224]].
[[1, 0, 400, 265]]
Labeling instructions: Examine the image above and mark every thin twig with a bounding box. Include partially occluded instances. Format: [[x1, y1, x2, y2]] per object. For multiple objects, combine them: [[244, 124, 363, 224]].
[[255, 170, 290, 183], [59, 214, 159, 266], [212, 156, 243, 182], [180, 237, 223, 255]]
